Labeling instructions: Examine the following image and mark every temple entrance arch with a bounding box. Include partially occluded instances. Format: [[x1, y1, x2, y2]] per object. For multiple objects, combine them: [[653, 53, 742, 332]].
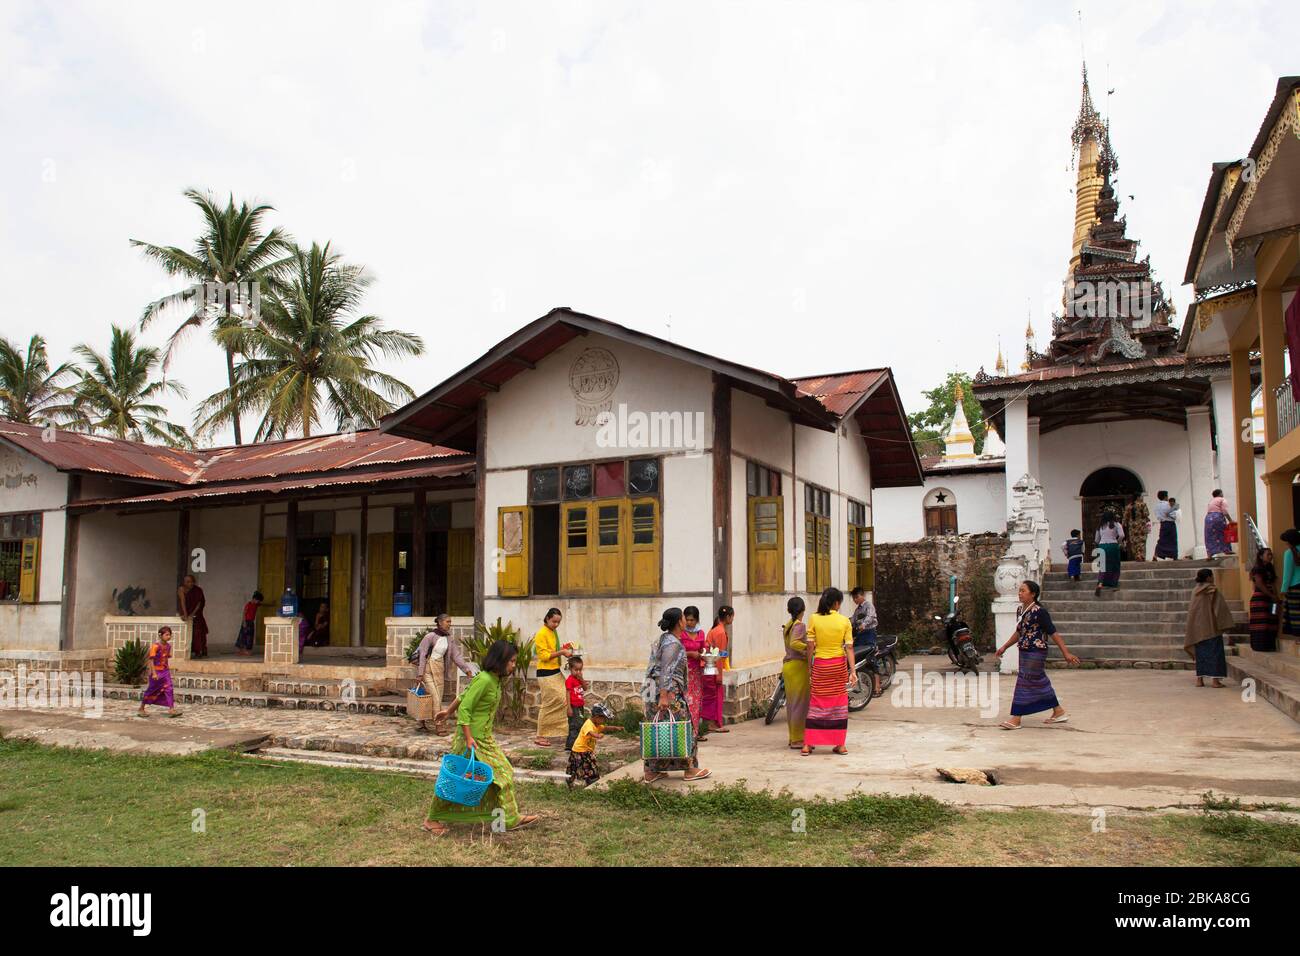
[[1079, 467, 1144, 557]]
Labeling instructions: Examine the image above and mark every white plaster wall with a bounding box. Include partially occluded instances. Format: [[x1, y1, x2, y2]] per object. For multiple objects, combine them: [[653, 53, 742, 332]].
[[72, 511, 179, 650], [661, 453, 712, 593], [873, 470, 1007, 543], [1039, 419, 1198, 560], [731, 390, 792, 472], [0, 447, 67, 649], [484, 333, 713, 471]]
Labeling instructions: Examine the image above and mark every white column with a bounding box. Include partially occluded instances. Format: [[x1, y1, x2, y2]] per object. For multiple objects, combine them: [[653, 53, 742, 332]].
[[1185, 405, 1214, 559], [1003, 398, 1030, 519], [1027, 416, 1041, 480], [1209, 376, 1238, 514]]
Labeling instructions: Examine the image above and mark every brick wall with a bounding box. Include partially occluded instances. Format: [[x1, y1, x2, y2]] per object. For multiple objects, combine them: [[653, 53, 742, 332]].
[[874, 533, 1007, 648]]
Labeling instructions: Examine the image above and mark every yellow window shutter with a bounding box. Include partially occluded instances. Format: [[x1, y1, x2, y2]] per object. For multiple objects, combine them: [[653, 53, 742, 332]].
[[497, 506, 529, 597], [18, 537, 39, 603], [594, 501, 625, 594], [847, 525, 859, 590], [748, 496, 783, 592], [365, 532, 394, 646], [817, 516, 831, 592], [804, 512, 817, 592], [561, 501, 593, 595], [628, 497, 660, 594], [257, 537, 285, 645], [447, 528, 474, 615], [329, 534, 352, 646], [860, 525, 875, 591]]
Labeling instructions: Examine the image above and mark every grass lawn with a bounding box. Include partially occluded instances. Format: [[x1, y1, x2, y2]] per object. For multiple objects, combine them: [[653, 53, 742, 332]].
[[1, 738, 1298, 866]]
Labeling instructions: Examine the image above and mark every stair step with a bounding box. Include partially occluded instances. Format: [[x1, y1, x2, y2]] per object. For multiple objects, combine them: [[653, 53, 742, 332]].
[[264, 677, 389, 699], [104, 684, 409, 714], [173, 673, 263, 692], [1049, 622, 1186, 636], [1236, 646, 1300, 683], [1226, 655, 1300, 723], [1051, 610, 1245, 625], [1046, 600, 1196, 612]]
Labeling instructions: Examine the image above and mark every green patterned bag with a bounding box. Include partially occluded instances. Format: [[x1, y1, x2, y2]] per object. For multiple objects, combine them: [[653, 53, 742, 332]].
[[640, 708, 694, 759]]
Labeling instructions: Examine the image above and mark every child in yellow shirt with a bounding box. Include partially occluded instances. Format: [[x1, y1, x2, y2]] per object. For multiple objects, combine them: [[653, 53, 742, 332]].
[[566, 703, 614, 788]]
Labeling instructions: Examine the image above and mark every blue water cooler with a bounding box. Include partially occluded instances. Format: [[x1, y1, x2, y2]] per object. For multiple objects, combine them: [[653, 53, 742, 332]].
[[279, 588, 299, 618], [393, 585, 413, 617]]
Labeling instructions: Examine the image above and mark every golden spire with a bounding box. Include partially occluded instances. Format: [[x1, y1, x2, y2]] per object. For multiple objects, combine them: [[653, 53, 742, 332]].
[[1021, 315, 1035, 371], [995, 338, 1007, 376], [1070, 62, 1107, 275]]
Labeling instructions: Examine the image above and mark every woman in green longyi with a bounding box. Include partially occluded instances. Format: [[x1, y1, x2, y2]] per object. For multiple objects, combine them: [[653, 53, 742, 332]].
[[423, 640, 538, 835]]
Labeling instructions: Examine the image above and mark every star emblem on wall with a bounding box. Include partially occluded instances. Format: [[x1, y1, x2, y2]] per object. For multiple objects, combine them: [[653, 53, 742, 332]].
[[935, 492, 948, 503]]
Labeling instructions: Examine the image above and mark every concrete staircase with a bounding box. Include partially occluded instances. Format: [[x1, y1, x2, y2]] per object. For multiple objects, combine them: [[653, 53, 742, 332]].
[[110, 672, 406, 714], [1042, 559, 1245, 664], [1228, 637, 1300, 723]]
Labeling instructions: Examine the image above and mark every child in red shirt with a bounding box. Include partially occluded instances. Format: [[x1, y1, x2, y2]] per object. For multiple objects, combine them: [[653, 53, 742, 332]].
[[564, 656, 588, 751], [236, 590, 262, 656]]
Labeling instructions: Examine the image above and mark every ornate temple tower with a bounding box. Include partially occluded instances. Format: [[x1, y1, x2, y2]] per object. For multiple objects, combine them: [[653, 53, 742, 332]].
[[943, 382, 977, 460], [1069, 64, 1108, 278]]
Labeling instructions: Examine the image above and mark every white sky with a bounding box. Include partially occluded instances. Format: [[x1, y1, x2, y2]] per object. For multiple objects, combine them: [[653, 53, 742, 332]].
[[1, 0, 1296, 445]]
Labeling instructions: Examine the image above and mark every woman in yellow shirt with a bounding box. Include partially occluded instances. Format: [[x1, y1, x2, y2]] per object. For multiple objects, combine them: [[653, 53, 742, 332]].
[[532, 607, 572, 747], [802, 587, 857, 756]]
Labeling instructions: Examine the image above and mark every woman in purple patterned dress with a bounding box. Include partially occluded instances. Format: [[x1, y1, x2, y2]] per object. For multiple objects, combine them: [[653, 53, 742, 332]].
[[137, 626, 182, 718], [995, 581, 1078, 730]]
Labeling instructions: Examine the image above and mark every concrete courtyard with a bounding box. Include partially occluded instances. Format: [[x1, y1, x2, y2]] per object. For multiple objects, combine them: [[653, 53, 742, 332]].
[[605, 660, 1300, 810]]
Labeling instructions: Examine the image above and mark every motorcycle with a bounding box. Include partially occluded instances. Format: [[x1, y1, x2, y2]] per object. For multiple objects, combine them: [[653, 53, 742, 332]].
[[936, 597, 981, 674]]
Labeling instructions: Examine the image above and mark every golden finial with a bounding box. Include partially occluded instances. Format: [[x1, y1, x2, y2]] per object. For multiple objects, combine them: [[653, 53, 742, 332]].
[[954, 380, 965, 402]]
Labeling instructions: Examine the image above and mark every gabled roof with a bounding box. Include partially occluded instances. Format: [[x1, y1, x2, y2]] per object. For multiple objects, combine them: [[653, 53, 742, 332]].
[[382, 307, 838, 450], [790, 369, 924, 488], [383, 308, 924, 487]]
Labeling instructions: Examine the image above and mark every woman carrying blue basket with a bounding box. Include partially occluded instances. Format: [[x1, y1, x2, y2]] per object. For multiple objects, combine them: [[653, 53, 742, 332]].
[[423, 640, 538, 835]]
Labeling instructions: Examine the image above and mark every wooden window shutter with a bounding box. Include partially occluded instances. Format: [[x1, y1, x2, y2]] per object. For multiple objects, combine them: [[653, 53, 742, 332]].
[[18, 537, 39, 603], [329, 534, 352, 646], [628, 497, 660, 594], [847, 525, 859, 590], [594, 501, 625, 594], [560, 501, 593, 595], [748, 496, 783, 593], [497, 506, 529, 597], [816, 516, 830, 592], [446, 528, 474, 615]]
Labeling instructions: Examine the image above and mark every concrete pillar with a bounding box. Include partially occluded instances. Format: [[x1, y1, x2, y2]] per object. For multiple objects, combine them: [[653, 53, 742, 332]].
[[1027, 416, 1041, 480], [1210, 375, 1239, 511], [1229, 356, 1260, 594], [1263, 471, 1294, 560], [1186, 405, 1215, 559], [1004, 398, 1030, 519]]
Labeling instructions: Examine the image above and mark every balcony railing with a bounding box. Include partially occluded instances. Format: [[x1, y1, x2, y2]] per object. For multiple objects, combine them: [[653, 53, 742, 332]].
[[1277, 381, 1299, 441]]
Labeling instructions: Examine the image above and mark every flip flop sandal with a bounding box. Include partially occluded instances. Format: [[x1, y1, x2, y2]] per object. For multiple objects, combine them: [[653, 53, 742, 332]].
[[684, 769, 712, 781], [511, 816, 539, 830], [643, 771, 668, 783], [800, 747, 812, 756], [1044, 715, 1069, 724], [833, 747, 849, 755], [532, 739, 553, 747], [999, 721, 1022, 730], [166, 712, 183, 718], [421, 821, 449, 837]]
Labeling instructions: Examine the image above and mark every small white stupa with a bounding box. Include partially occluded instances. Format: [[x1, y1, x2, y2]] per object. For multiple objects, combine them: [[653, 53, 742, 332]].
[[943, 382, 978, 460], [980, 422, 1006, 459]]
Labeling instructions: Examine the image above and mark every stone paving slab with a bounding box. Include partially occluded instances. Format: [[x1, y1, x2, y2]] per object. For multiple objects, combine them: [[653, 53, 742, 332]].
[[603, 662, 1300, 809], [0, 709, 269, 756]]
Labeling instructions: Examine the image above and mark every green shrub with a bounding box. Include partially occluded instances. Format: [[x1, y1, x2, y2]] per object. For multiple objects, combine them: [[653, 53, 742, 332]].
[[468, 618, 534, 724], [113, 640, 149, 686]]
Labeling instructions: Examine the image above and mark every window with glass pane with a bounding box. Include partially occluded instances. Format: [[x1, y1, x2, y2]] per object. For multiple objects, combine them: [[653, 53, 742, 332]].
[[563, 465, 593, 499], [567, 506, 589, 547], [746, 461, 759, 497], [755, 500, 779, 544], [530, 468, 560, 502], [628, 458, 659, 496], [632, 503, 656, 544], [598, 504, 620, 546], [595, 461, 625, 498]]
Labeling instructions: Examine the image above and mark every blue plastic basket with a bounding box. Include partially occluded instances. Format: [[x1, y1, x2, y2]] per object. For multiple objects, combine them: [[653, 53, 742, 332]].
[[435, 747, 494, 807]]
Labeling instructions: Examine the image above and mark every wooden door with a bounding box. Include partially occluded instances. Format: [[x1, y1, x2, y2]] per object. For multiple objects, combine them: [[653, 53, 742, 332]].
[[257, 537, 285, 646], [365, 532, 394, 646], [446, 528, 473, 616], [1082, 496, 1131, 556], [329, 533, 352, 646]]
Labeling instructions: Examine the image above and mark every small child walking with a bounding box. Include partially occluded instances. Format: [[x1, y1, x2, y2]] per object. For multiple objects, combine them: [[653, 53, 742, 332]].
[[137, 626, 182, 718], [566, 703, 613, 788], [1062, 530, 1084, 582], [564, 656, 588, 751], [235, 590, 262, 656]]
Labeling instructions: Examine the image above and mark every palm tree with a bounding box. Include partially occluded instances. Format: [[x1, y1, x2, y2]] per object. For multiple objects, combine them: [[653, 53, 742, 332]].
[[131, 189, 294, 444], [195, 242, 424, 441], [0, 334, 79, 425], [71, 326, 192, 447]]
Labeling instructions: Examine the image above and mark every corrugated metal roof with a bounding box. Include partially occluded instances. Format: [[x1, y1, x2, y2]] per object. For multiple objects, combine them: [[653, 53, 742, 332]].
[[71, 460, 475, 511], [791, 369, 887, 417], [0, 420, 460, 485]]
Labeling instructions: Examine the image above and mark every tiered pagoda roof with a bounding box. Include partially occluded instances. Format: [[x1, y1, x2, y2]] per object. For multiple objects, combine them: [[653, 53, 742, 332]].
[[973, 64, 1228, 434]]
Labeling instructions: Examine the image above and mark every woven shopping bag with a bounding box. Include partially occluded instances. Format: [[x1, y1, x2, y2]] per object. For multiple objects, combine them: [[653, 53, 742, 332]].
[[406, 685, 436, 721], [640, 707, 694, 760]]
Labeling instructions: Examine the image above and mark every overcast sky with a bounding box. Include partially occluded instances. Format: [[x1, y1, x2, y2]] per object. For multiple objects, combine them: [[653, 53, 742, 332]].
[[2, 0, 1296, 445]]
